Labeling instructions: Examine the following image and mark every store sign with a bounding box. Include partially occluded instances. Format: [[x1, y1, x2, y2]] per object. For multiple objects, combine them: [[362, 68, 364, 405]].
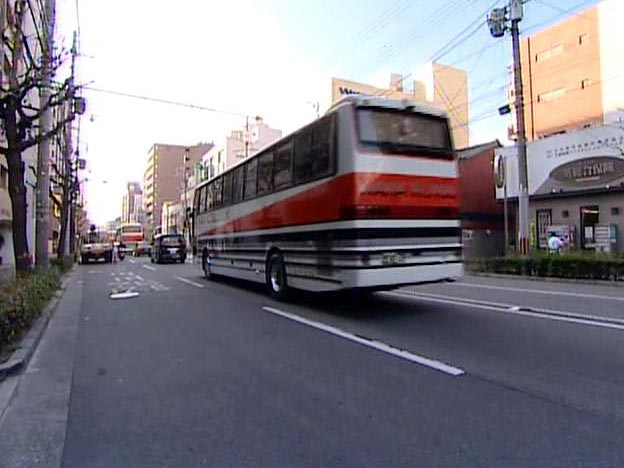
[[338, 86, 362, 96], [549, 157, 624, 186], [495, 124, 624, 200]]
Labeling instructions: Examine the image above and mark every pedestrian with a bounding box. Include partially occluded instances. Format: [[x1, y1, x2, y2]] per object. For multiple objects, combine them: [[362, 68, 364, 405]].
[[548, 232, 563, 254], [112, 242, 118, 263]]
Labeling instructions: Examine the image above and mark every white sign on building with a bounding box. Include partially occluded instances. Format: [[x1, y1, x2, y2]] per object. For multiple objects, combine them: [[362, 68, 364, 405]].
[[495, 124, 624, 199]]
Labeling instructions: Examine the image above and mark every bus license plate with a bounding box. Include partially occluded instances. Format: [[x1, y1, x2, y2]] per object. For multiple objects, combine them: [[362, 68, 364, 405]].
[[382, 253, 404, 266]]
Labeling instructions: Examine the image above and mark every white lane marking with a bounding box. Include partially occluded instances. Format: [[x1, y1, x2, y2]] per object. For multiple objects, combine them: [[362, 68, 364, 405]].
[[454, 281, 624, 302], [129, 259, 136, 264], [110, 291, 139, 299], [174, 276, 205, 288], [142, 265, 156, 271], [262, 306, 465, 377], [386, 291, 624, 331]]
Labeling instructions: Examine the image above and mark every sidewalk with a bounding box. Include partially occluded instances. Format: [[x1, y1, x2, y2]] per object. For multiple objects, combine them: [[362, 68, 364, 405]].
[[0, 270, 82, 468]]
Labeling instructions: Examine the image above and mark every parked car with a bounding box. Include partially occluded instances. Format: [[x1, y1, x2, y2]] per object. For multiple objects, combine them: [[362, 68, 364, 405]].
[[151, 234, 186, 264], [134, 240, 152, 257]]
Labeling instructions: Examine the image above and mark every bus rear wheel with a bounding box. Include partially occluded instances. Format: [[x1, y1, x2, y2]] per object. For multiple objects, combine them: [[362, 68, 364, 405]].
[[267, 252, 289, 300]]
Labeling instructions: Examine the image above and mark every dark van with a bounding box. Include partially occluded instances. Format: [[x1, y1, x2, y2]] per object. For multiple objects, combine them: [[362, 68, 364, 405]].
[[151, 234, 187, 264]]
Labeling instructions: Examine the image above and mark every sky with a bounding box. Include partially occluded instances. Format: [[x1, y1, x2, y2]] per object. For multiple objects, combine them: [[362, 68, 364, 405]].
[[54, 0, 602, 226]]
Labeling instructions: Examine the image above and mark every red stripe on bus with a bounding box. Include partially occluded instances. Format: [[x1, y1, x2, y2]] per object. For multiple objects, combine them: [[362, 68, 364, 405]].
[[204, 172, 459, 236]]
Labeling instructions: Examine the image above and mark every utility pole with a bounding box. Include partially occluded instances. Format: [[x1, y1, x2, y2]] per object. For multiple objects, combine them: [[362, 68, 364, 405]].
[[35, 0, 57, 270], [488, 0, 530, 255], [68, 32, 79, 255], [183, 147, 189, 243]]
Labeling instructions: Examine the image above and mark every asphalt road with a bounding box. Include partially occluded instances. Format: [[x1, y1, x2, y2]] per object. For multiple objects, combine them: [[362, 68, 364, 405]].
[[1, 257, 623, 467]]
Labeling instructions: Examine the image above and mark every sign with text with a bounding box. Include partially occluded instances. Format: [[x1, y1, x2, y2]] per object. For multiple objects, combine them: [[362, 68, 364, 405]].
[[495, 124, 624, 199]]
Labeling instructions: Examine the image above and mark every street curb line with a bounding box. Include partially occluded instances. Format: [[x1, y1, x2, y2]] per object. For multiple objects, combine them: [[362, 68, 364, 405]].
[[0, 269, 74, 381], [467, 272, 624, 288]]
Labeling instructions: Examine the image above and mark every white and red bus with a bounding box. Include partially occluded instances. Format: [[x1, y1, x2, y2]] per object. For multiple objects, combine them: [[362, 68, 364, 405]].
[[192, 95, 462, 299], [115, 222, 144, 253]]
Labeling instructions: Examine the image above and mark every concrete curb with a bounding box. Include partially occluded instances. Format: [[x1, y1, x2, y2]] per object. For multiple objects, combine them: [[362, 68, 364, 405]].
[[468, 272, 624, 288], [0, 269, 73, 381]]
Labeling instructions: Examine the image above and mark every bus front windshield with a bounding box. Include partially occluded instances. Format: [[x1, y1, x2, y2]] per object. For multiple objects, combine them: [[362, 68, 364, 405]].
[[121, 225, 142, 234], [357, 108, 452, 155]]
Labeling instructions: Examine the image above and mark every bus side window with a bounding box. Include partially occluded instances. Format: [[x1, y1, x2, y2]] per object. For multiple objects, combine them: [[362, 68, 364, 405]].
[[273, 142, 293, 189], [233, 166, 245, 203], [244, 159, 257, 200], [201, 185, 208, 212], [193, 187, 201, 214], [213, 177, 223, 208], [222, 172, 233, 206], [312, 115, 333, 178], [294, 130, 313, 184], [257, 152, 274, 196]]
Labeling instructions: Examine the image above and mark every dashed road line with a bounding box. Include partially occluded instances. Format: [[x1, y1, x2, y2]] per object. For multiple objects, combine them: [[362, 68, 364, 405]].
[[142, 265, 156, 271], [174, 276, 205, 288], [262, 306, 465, 377]]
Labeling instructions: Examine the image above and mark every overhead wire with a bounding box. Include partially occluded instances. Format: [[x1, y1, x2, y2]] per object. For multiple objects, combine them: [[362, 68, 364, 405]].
[[328, 0, 418, 67], [358, 0, 465, 77], [82, 86, 254, 119]]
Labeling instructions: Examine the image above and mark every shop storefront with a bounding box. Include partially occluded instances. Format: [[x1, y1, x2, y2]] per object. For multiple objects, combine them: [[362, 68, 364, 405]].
[[495, 124, 624, 253]]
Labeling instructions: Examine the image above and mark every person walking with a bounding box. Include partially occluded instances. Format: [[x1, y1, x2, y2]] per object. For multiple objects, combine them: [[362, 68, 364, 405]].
[[548, 232, 563, 254]]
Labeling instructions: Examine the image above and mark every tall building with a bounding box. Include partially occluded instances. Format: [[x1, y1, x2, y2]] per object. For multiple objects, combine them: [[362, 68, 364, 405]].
[[142, 142, 213, 233], [121, 182, 143, 224], [514, 0, 624, 141], [203, 118, 282, 179], [331, 62, 469, 149]]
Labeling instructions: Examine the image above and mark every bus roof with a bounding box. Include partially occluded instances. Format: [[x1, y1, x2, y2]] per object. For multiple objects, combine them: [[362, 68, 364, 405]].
[[327, 94, 447, 118]]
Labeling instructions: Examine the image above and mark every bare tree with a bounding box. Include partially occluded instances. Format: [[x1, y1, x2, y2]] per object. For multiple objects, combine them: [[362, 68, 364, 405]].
[[0, 0, 73, 272]]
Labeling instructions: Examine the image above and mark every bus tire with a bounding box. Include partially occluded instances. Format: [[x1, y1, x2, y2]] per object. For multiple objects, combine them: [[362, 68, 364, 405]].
[[266, 252, 289, 301]]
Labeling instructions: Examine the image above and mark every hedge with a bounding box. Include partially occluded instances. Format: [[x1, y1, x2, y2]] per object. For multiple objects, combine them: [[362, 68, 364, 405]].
[[0, 269, 60, 355], [469, 252, 624, 282]]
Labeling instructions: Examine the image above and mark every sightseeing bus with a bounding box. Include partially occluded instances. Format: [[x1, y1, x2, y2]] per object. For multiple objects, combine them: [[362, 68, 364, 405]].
[[192, 95, 462, 299], [115, 222, 144, 253]]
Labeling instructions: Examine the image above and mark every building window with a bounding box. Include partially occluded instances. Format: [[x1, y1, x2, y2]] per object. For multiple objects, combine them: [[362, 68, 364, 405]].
[[581, 78, 591, 89], [579, 33, 588, 45], [538, 88, 566, 102], [562, 210, 569, 218], [612, 207, 620, 216], [535, 44, 563, 62]]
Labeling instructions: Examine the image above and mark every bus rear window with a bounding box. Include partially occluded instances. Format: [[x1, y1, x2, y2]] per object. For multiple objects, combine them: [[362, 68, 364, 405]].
[[357, 108, 452, 155]]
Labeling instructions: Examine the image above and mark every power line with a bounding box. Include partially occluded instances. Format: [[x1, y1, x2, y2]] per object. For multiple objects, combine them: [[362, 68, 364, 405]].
[[328, 0, 418, 66], [372, 0, 499, 98], [358, 0, 466, 77], [82, 86, 252, 118]]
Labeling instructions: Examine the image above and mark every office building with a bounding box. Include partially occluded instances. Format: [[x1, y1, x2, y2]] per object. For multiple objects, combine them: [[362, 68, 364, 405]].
[[143, 143, 212, 233], [513, 0, 624, 141]]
